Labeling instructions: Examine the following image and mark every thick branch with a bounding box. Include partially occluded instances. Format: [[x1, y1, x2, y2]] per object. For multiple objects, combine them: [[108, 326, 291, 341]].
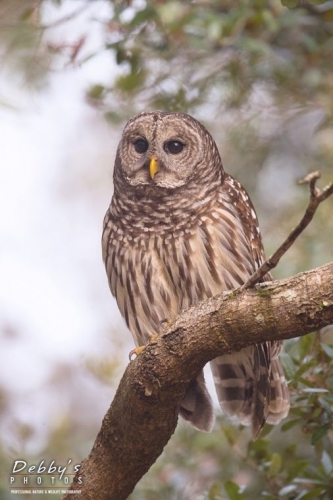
[[63, 261, 333, 500], [243, 172, 333, 289]]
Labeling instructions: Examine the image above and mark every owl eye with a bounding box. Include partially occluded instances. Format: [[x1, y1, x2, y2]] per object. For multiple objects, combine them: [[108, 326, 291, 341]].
[[134, 139, 148, 154], [165, 141, 184, 154]]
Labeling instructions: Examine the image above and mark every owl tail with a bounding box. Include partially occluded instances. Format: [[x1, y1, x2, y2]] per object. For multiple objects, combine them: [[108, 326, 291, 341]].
[[179, 370, 215, 432], [265, 358, 290, 425], [210, 344, 289, 438]]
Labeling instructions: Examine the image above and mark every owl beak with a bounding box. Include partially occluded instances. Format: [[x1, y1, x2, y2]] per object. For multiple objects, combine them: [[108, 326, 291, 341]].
[[149, 155, 159, 179]]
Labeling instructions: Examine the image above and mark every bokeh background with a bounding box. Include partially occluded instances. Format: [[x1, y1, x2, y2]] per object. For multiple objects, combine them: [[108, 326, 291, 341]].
[[0, 1, 333, 499]]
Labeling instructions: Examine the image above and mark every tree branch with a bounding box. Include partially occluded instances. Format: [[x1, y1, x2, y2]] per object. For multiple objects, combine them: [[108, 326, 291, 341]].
[[63, 261, 333, 500], [242, 171, 333, 289]]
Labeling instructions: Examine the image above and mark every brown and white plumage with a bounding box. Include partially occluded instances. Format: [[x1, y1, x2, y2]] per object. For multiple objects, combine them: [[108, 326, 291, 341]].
[[102, 111, 290, 436]]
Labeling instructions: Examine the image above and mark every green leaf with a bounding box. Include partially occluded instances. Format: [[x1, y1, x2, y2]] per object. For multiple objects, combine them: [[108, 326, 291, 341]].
[[321, 450, 333, 475], [116, 47, 128, 65], [311, 425, 328, 445], [288, 459, 309, 481], [222, 425, 237, 446], [302, 387, 329, 393], [208, 483, 224, 500], [249, 437, 270, 460], [295, 488, 327, 500], [281, 0, 299, 8], [87, 84, 106, 100], [115, 71, 145, 92], [281, 418, 302, 432], [158, 2, 187, 25], [279, 484, 297, 496], [294, 361, 316, 379], [225, 480, 243, 500], [320, 343, 333, 359], [298, 377, 315, 388], [268, 453, 281, 476], [280, 352, 296, 380], [129, 7, 156, 27], [298, 334, 315, 361], [318, 397, 333, 416], [104, 111, 123, 125]]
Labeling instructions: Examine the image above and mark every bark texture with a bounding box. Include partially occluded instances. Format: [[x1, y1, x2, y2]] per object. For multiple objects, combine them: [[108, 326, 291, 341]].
[[63, 261, 333, 500]]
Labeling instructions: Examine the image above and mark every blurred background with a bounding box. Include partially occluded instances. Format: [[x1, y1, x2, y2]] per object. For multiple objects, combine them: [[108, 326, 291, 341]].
[[0, 1, 332, 499]]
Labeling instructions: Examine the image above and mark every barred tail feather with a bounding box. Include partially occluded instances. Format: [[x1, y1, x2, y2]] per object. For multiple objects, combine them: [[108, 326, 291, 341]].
[[266, 358, 290, 425], [252, 343, 270, 437], [211, 343, 289, 437], [210, 347, 257, 427], [179, 370, 215, 432]]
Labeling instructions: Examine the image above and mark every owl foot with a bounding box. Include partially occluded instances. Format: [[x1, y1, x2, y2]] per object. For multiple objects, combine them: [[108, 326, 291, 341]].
[[129, 345, 145, 360], [160, 318, 172, 326], [129, 334, 158, 360]]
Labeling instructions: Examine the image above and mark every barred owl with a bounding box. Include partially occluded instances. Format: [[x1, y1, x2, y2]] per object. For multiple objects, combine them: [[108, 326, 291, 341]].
[[102, 111, 290, 437]]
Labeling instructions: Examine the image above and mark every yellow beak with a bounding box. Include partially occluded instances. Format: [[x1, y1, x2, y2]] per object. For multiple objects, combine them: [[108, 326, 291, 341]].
[[149, 156, 159, 179]]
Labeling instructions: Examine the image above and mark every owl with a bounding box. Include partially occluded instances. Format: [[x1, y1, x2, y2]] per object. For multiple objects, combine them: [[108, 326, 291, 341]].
[[102, 111, 290, 437]]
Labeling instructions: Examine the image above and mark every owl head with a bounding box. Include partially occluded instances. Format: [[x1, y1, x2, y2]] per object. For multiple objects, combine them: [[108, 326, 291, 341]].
[[114, 111, 224, 194]]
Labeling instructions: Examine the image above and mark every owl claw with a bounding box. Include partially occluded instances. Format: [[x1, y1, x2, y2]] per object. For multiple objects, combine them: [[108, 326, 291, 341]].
[[129, 345, 146, 360], [160, 318, 172, 326], [129, 333, 159, 360], [150, 333, 159, 342]]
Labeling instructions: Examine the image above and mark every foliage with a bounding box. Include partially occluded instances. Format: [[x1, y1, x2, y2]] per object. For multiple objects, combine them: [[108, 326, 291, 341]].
[[92, 0, 333, 118], [0, 0, 51, 90]]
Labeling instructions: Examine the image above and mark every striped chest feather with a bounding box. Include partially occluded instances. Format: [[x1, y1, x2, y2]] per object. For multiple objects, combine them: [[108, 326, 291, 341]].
[[102, 195, 256, 345]]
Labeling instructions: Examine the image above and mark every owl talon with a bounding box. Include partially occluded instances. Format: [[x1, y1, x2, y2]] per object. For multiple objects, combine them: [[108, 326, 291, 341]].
[[129, 334, 159, 360], [160, 318, 172, 326], [129, 345, 146, 360]]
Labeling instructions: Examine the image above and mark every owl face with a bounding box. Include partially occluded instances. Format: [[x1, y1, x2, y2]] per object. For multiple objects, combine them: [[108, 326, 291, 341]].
[[116, 111, 221, 190]]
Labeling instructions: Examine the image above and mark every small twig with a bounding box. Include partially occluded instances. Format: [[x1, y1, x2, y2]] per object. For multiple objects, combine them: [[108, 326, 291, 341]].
[[242, 171, 333, 290]]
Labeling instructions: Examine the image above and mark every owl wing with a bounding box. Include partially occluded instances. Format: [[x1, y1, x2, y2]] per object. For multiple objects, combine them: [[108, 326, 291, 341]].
[[210, 175, 289, 436]]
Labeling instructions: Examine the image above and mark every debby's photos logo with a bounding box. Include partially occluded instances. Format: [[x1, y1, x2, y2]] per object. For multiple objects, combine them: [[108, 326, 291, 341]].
[[9, 459, 82, 495]]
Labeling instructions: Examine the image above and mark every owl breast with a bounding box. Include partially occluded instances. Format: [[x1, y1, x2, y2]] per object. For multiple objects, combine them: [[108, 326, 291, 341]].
[[102, 190, 256, 346]]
